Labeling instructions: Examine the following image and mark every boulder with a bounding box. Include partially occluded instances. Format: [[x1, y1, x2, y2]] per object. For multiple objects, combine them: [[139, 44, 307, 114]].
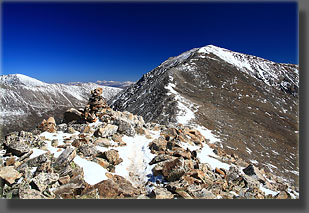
[[58, 175, 71, 185], [38, 117, 57, 133], [51, 139, 59, 147], [275, 191, 291, 199], [63, 108, 83, 123], [102, 149, 123, 166], [149, 137, 167, 153], [115, 119, 136, 137], [190, 188, 217, 199], [25, 152, 49, 168], [149, 187, 174, 199], [242, 164, 267, 184], [31, 172, 59, 192], [149, 154, 176, 165], [0, 166, 22, 184], [19, 188, 47, 199], [175, 190, 193, 199], [172, 147, 192, 159], [94, 124, 118, 138], [161, 157, 187, 182], [78, 144, 98, 157], [95, 174, 139, 198], [3, 135, 30, 157], [95, 138, 113, 147], [53, 147, 76, 170]]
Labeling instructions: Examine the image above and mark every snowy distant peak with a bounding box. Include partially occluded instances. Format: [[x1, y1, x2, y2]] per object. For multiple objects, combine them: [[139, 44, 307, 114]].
[[0, 74, 47, 87]]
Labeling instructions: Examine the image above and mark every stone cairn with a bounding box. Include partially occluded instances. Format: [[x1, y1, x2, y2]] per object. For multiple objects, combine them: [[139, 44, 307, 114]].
[[83, 88, 110, 122]]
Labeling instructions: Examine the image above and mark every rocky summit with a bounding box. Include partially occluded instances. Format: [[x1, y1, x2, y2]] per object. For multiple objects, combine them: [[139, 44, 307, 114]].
[[0, 88, 299, 199], [109, 45, 299, 187]]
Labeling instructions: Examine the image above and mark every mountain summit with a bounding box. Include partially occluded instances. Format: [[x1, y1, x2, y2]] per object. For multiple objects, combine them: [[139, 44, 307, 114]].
[[109, 45, 299, 186]]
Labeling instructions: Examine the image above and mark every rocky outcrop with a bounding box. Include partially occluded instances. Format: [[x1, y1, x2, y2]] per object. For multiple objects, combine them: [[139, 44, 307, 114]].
[[0, 88, 299, 199]]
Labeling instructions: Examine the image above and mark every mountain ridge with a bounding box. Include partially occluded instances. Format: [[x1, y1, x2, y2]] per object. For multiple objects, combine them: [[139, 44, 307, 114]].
[[109, 44, 299, 186], [0, 74, 122, 136]]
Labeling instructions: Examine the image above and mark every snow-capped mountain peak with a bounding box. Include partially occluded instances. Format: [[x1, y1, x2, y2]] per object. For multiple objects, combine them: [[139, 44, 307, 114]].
[[197, 45, 298, 90], [0, 74, 122, 135], [110, 45, 299, 186], [0, 74, 47, 87]]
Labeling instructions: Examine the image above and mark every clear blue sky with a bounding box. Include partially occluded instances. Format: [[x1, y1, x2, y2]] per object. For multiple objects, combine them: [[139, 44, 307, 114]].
[[1, 2, 298, 83]]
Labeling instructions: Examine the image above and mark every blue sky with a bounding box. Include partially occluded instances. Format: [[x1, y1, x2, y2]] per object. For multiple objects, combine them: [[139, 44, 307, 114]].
[[1, 2, 298, 83]]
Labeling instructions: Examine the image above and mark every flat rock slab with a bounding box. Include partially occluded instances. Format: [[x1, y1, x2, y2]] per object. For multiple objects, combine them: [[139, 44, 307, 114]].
[[0, 166, 22, 184]]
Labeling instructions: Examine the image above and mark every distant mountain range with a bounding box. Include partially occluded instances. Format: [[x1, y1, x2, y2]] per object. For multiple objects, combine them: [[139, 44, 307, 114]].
[[67, 80, 135, 89], [109, 45, 299, 186], [0, 74, 122, 136]]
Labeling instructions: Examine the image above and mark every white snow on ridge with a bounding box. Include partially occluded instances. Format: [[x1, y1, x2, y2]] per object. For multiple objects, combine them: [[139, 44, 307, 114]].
[[73, 155, 108, 185], [197, 45, 298, 87], [114, 131, 160, 187], [0, 74, 47, 87], [165, 76, 196, 125]]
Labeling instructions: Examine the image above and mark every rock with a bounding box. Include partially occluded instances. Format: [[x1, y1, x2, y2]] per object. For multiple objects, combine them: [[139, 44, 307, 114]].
[[5, 157, 15, 166], [137, 194, 150, 199], [53, 182, 82, 196], [190, 169, 209, 184], [275, 191, 291, 199], [161, 157, 187, 182], [243, 164, 255, 175], [115, 119, 136, 137], [244, 188, 258, 199], [78, 144, 98, 157], [71, 139, 82, 148], [53, 147, 76, 170], [190, 188, 217, 199], [3, 134, 30, 157], [57, 123, 68, 132], [135, 127, 149, 135], [25, 152, 49, 168], [94, 124, 118, 138], [0, 166, 22, 184], [66, 127, 76, 134], [82, 125, 92, 134], [150, 187, 174, 199], [172, 147, 192, 159], [184, 128, 205, 145], [175, 190, 193, 199], [149, 154, 176, 165], [38, 117, 57, 133], [95, 138, 113, 147], [53, 174, 84, 197], [112, 134, 126, 146], [149, 137, 167, 153], [215, 168, 226, 177], [95, 174, 139, 198], [19, 188, 47, 199], [242, 175, 261, 189], [102, 149, 123, 165], [243, 164, 267, 184], [34, 161, 52, 175], [31, 172, 59, 192], [58, 175, 71, 185], [94, 179, 119, 198], [95, 158, 110, 169], [226, 166, 239, 181], [77, 188, 100, 199], [51, 139, 59, 147], [63, 108, 83, 123]]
